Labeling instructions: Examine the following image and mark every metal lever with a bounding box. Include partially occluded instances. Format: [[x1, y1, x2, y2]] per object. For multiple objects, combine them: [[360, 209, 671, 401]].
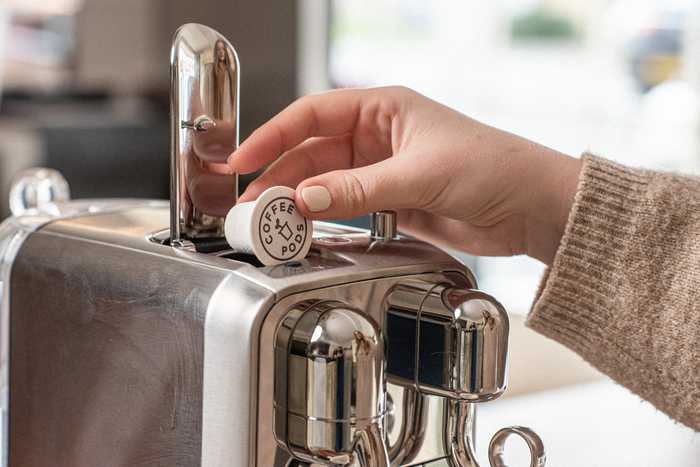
[[441, 290, 545, 467], [385, 281, 545, 467], [170, 23, 240, 243], [386, 283, 509, 401]]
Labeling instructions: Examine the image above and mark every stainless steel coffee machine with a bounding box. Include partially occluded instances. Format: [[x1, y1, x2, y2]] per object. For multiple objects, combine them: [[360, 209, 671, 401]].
[[0, 24, 545, 467]]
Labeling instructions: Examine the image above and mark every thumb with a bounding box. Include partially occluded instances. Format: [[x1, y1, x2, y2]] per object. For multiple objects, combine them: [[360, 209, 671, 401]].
[[295, 158, 424, 220]]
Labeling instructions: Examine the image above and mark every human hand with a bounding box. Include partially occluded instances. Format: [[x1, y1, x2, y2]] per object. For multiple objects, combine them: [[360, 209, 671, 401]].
[[228, 87, 581, 264]]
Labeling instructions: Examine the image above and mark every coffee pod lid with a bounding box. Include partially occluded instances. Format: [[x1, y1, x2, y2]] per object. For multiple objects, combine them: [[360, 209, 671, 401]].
[[225, 186, 313, 266]]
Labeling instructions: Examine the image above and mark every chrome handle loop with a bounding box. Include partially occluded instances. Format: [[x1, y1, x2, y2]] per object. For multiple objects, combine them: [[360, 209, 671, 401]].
[[488, 426, 546, 467]]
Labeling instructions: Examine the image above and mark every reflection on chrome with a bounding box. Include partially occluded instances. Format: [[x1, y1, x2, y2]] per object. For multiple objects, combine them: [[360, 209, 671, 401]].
[[272, 281, 545, 467], [274, 301, 389, 467], [170, 23, 240, 243]]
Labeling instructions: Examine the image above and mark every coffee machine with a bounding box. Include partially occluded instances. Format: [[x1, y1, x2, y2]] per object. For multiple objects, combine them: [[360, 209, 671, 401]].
[[0, 24, 545, 467]]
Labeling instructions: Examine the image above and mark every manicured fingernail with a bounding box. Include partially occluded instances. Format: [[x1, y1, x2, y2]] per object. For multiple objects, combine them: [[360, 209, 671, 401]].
[[301, 186, 331, 212]]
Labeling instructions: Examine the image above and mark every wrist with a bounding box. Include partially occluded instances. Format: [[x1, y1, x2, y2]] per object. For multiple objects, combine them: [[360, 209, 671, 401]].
[[525, 150, 582, 264]]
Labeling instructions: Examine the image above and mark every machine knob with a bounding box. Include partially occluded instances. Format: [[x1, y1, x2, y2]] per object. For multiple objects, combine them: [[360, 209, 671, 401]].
[[370, 211, 397, 240], [436, 287, 509, 401], [9, 167, 70, 217]]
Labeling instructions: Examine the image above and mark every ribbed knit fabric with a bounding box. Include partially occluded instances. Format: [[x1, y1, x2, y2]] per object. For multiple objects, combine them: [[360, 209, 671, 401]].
[[527, 153, 700, 430]]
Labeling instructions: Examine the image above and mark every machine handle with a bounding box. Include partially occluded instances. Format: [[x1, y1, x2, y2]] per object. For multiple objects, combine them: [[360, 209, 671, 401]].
[[170, 23, 240, 243], [488, 426, 546, 467]]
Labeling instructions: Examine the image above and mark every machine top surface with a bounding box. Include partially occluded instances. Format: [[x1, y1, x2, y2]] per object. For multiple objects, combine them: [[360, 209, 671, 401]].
[[37, 204, 473, 298]]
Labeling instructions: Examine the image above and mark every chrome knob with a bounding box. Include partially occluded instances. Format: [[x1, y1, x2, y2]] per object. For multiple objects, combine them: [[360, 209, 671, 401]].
[[386, 283, 508, 401], [434, 287, 509, 401], [9, 167, 70, 217], [274, 301, 389, 467], [370, 211, 397, 240]]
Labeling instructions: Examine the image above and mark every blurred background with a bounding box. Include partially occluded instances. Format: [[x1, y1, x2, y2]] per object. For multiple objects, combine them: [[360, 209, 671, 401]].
[[3, 0, 700, 462], [330, 0, 700, 314]]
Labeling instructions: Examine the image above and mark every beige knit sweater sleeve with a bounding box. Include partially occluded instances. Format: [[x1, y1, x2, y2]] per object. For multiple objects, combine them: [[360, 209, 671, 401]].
[[527, 153, 700, 430]]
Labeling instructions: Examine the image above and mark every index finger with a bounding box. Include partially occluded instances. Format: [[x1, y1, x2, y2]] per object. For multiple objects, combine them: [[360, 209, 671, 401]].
[[228, 88, 367, 174]]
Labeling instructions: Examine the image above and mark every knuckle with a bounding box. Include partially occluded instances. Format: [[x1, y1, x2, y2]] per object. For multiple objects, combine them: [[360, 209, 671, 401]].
[[341, 172, 369, 212], [386, 85, 412, 97], [254, 171, 284, 190], [292, 94, 312, 109]]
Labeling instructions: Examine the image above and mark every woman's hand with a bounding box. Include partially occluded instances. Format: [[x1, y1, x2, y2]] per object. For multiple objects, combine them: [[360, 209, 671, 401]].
[[228, 86, 581, 264]]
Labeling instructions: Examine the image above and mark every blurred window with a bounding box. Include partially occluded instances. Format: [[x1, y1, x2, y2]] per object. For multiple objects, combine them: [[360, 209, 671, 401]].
[[1, 0, 85, 92], [330, 0, 700, 312]]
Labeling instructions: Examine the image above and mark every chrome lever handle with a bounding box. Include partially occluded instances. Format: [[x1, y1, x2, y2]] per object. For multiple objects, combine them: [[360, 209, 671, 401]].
[[446, 401, 546, 467], [488, 426, 546, 467], [170, 23, 239, 243]]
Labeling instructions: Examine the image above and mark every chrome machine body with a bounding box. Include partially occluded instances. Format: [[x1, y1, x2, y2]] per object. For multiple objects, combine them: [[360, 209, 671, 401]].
[[0, 24, 545, 467]]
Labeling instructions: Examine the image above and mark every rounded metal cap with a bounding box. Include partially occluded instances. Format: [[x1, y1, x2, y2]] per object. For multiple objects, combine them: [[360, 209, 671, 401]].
[[275, 301, 387, 465], [443, 288, 509, 401], [413, 285, 509, 401], [9, 168, 70, 217], [370, 211, 397, 240]]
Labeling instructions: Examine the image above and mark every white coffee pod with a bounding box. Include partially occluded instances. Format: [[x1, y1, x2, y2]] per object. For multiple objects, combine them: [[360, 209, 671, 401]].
[[224, 186, 313, 266]]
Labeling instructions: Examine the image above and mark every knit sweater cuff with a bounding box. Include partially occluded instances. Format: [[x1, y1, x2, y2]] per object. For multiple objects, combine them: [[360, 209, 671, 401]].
[[526, 153, 652, 354]]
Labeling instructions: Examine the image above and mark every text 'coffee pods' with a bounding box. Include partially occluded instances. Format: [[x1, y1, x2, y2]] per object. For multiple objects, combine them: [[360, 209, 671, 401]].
[[224, 186, 313, 266]]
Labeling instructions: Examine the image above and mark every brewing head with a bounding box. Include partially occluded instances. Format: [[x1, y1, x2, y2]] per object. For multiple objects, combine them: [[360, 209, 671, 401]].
[[275, 301, 386, 465]]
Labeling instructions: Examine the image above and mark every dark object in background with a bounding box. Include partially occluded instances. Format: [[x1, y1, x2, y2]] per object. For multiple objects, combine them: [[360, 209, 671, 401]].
[[43, 122, 169, 201], [2, 0, 302, 217], [0, 92, 171, 216]]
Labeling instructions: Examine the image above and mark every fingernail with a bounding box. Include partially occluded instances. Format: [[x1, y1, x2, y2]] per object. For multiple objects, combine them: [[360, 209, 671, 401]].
[[301, 186, 332, 212]]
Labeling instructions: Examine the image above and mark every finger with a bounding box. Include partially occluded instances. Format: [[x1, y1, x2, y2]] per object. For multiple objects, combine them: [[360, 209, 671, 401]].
[[229, 89, 363, 174], [228, 87, 398, 174], [295, 157, 425, 220], [238, 135, 353, 203]]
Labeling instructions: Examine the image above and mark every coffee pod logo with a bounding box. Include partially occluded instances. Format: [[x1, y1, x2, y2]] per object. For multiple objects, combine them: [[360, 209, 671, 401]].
[[224, 186, 313, 266], [258, 196, 308, 262]]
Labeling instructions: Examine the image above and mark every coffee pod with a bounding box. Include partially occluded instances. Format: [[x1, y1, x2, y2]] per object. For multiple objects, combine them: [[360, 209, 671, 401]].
[[224, 186, 313, 266]]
